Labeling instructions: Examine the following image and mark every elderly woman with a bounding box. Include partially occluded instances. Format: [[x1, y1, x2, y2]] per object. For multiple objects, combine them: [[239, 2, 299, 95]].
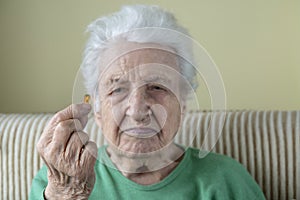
[[30, 5, 265, 200]]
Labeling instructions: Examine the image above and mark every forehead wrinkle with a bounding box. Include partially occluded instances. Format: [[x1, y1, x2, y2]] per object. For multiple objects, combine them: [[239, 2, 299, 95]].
[[101, 45, 181, 88], [103, 69, 126, 87], [102, 55, 130, 87], [104, 74, 129, 87], [143, 75, 171, 84]]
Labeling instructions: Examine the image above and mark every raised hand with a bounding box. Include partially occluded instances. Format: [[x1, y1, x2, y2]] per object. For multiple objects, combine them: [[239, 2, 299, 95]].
[[37, 103, 98, 199]]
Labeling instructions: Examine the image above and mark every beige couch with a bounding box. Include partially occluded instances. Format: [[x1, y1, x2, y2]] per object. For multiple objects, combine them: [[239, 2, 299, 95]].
[[0, 110, 299, 200]]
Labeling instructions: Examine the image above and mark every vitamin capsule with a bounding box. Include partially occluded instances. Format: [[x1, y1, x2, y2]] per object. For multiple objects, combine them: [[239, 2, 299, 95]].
[[84, 94, 90, 104]]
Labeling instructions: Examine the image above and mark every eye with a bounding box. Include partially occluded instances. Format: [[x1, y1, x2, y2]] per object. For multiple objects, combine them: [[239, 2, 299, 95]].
[[109, 87, 126, 96], [148, 84, 167, 91]]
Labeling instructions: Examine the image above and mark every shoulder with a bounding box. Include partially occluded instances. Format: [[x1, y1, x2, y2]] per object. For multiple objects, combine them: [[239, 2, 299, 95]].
[[186, 147, 255, 180], [183, 147, 265, 199], [185, 147, 244, 173]]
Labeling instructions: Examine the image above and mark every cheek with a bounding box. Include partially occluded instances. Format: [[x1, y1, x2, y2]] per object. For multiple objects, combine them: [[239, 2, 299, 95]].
[[161, 98, 182, 137], [100, 101, 118, 136], [101, 100, 126, 139], [167, 104, 181, 128]]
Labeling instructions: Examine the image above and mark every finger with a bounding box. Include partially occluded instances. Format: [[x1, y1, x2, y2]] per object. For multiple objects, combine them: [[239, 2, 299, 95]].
[[39, 104, 91, 151], [79, 141, 98, 171], [52, 119, 83, 146], [47, 103, 91, 131], [37, 118, 83, 159], [80, 114, 89, 129], [50, 131, 89, 176], [63, 131, 90, 161]]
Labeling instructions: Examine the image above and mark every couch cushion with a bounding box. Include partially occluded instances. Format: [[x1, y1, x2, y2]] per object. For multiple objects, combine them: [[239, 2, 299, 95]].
[[0, 111, 299, 200]]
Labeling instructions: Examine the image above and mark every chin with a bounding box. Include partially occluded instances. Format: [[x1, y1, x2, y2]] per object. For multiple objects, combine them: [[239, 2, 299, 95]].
[[118, 136, 166, 155]]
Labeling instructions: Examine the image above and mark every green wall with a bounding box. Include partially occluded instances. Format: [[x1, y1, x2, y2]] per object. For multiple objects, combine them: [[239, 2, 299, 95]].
[[0, 0, 299, 113]]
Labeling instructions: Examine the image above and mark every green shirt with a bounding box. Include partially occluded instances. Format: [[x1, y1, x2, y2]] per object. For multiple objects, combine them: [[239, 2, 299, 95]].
[[30, 146, 265, 200]]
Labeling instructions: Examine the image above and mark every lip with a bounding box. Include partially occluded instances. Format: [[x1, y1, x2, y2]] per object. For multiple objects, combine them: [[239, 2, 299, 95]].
[[122, 127, 159, 138]]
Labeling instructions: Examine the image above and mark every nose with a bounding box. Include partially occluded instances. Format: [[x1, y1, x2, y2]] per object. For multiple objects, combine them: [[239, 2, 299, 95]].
[[126, 87, 151, 123]]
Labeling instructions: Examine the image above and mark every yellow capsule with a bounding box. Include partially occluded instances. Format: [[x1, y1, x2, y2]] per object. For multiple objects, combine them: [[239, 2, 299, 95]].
[[84, 94, 90, 104]]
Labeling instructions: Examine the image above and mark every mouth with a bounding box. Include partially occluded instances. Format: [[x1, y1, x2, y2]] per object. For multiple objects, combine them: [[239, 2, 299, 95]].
[[121, 127, 160, 138]]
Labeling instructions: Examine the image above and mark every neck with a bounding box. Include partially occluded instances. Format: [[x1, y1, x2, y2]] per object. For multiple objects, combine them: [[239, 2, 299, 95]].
[[106, 143, 184, 185]]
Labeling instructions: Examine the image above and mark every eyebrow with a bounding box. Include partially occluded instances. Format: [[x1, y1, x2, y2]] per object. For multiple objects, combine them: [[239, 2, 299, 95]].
[[104, 75, 127, 87], [104, 74, 171, 88], [143, 75, 171, 84]]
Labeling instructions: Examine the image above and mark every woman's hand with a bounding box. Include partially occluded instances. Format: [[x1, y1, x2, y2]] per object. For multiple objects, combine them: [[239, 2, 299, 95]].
[[37, 104, 98, 200]]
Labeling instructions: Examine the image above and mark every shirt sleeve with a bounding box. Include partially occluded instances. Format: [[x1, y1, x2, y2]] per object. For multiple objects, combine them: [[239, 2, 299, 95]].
[[29, 165, 48, 200]]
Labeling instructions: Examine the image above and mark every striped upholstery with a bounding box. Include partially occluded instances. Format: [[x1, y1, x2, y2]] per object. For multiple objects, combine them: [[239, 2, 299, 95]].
[[0, 111, 299, 200]]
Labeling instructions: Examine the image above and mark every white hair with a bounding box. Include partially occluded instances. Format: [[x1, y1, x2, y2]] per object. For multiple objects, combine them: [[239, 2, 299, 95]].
[[81, 4, 198, 99]]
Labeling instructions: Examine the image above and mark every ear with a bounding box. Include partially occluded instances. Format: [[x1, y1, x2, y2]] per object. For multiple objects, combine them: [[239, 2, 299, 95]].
[[180, 99, 187, 115], [94, 111, 102, 129], [179, 100, 187, 127], [92, 95, 102, 129], [181, 104, 186, 113]]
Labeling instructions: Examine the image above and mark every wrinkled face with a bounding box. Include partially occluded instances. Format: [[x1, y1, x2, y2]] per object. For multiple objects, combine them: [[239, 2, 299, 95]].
[[95, 42, 185, 155]]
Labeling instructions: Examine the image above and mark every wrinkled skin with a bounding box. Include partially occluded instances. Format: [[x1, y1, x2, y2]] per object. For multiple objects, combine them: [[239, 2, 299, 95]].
[[36, 41, 187, 197], [95, 41, 186, 184], [37, 103, 98, 199]]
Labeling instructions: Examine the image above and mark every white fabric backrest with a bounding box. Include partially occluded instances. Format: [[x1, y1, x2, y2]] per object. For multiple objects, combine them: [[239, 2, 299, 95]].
[[0, 111, 299, 200]]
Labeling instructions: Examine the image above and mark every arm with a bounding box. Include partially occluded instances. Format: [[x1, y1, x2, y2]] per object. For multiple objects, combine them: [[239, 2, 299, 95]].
[[29, 165, 48, 200]]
